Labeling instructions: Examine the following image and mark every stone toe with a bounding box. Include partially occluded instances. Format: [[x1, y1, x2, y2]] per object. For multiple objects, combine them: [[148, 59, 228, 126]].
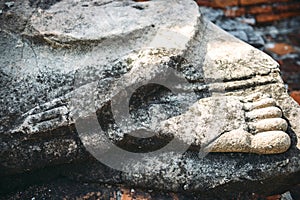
[[248, 118, 288, 133], [251, 131, 291, 154], [244, 97, 276, 111], [245, 106, 282, 120]]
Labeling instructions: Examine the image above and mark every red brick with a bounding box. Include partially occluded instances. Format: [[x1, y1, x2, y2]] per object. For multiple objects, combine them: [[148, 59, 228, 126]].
[[239, 0, 292, 6], [256, 11, 300, 23], [225, 7, 246, 17], [274, 2, 300, 12], [196, 0, 215, 7], [266, 43, 295, 55], [290, 91, 300, 105], [240, 0, 269, 6], [279, 11, 300, 19], [248, 5, 273, 14], [247, 3, 300, 16], [256, 13, 281, 23], [196, 0, 238, 8], [214, 0, 239, 7]]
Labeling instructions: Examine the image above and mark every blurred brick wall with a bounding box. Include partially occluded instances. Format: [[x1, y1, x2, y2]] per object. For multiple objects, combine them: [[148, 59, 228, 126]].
[[195, 0, 300, 23], [196, 0, 300, 105]]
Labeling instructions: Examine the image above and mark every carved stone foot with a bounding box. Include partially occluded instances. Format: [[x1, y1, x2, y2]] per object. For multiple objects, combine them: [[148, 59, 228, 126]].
[[212, 94, 290, 154], [160, 93, 291, 154]]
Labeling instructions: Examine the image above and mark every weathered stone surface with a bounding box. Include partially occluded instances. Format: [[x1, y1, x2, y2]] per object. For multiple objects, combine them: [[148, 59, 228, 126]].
[[160, 94, 291, 154], [1, 0, 300, 199]]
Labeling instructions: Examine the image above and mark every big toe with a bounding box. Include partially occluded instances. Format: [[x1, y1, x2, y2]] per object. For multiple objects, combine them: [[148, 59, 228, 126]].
[[251, 131, 291, 154]]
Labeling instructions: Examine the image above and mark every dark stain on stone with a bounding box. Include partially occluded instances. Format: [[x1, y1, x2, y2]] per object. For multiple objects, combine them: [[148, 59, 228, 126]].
[[29, 0, 62, 9], [132, 5, 145, 10]]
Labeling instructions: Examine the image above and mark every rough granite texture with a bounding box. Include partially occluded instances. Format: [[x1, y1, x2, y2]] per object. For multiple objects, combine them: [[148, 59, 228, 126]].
[[0, 0, 300, 199]]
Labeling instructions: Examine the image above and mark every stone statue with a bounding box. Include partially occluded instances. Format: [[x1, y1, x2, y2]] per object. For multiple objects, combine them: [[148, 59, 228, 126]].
[[1, 0, 300, 198]]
